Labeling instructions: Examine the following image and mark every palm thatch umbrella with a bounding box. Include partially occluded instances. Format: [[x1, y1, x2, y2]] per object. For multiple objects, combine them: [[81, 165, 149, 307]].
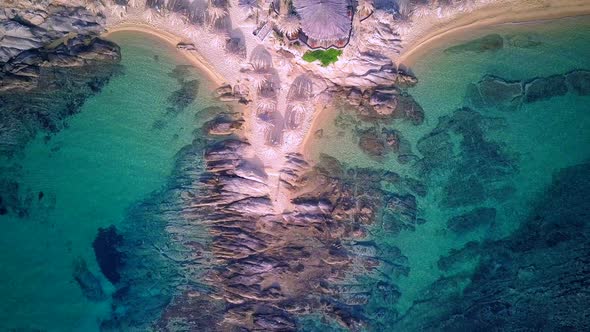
[[248, 71, 268, 91], [128, 0, 145, 8], [264, 122, 283, 146], [285, 102, 307, 130], [278, 15, 300, 38], [257, 98, 277, 118], [356, 0, 374, 18], [249, 45, 273, 71], [168, 12, 188, 27], [143, 7, 160, 22], [207, 5, 228, 26], [238, 0, 260, 19], [287, 74, 313, 101], [256, 97, 277, 112], [293, 0, 351, 45], [210, 31, 230, 48], [110, 5, 127, 18]]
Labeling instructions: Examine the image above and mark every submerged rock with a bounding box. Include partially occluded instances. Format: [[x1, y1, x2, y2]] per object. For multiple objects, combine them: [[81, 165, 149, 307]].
[[93, 225, 124, 284], [565, 69, 590, 95], [467, 70, 590, 111], [467, 75, 523, 111], [73, 257, 106, 302], [505, 33, 543, 49], [204, 113, 243, 136], [447, 207, 496, 234], [416, 107, 516, 208], [437, 241, 481, 272], [395, 162, 590, 331], [358, 127, 386, 157], [523, 74, 568, 103], [445, 34, 504, 54]]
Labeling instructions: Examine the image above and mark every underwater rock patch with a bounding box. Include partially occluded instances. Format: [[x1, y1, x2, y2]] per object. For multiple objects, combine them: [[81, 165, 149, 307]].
[[166, 79, 200, 114], [93, 225, 124, 284], [394, 161, 590, 331], [417, 108, 517, 208], [445, 34, 504, 54], [565, 69, 590, 95], [447, 207, 496, 234], [466, 75, 523, 111], [523, 74, 568, 103], [0, 35, 121, 157], [467, 69, 590, 111], [204, 113, 244, 136], [73, 257, 106, 302], [357, 126, 416, 163], [505, 33, 543, 49], [437, 241, 481, 272]]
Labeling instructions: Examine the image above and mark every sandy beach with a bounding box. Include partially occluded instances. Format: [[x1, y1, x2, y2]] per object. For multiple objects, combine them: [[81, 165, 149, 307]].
[[398, 0, 590, 66], [103, 24, 227, 86]]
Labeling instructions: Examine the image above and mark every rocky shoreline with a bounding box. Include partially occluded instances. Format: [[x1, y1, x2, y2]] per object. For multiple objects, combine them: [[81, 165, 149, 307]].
[[2, 1, 590, 331]]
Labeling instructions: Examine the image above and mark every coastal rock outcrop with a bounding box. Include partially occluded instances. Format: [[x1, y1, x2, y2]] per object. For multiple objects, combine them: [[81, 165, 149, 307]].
[[0, 1, 121, 162], [344, 86, 424, 125]]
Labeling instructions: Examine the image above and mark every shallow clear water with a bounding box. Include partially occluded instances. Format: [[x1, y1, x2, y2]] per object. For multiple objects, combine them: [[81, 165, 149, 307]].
[[310, 16, 590, 317], [0, 32, 216, 331]]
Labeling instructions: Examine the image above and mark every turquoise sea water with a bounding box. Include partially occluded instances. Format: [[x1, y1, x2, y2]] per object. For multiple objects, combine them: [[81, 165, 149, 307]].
[[311, 16, 590, 322], [0, 16, 589, 331], [0, 32, 217, 331]]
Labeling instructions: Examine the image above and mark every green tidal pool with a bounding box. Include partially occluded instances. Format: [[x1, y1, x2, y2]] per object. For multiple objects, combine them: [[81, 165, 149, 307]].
[[0, 32, 217, 331]]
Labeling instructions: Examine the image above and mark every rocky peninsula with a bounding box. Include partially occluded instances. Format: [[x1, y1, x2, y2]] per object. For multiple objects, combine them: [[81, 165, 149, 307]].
[[2, 0, 590, 331]]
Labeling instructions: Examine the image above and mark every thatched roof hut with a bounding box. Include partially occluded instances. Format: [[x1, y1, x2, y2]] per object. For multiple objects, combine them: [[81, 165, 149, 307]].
[[293, 0, 352, 49]]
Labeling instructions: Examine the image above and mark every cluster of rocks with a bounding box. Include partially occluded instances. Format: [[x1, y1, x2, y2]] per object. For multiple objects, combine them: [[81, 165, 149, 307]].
[[99, 112, 425, 330], [356, 126, 416, 163], [213, 83, 250, 103], [0, 2, 120, 150], [0, 2, 119, 91], [345, 86, 424, 125], [325, 58, 418, 88], [467, 69, 590, 111], [330, 86, 423, 162]]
